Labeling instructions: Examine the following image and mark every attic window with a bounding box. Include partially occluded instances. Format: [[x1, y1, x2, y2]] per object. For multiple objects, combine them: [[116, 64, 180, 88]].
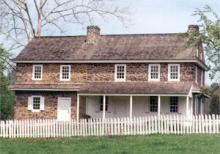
[[32, 65, 43, 80], [60, 65, 71, 81]]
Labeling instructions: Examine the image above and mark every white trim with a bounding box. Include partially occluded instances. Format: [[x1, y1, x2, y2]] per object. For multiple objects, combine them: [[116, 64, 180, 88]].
[[158, 96, 161, 116], [129, 95, 133, 118], [12, 88, 79, 91], [60, 65, 71, 81], [32, 65, 43, 80], [76, 94, 80, 122], [14, 59, 208, 70], [102, 95, 106, 119], [168, 64, 180, 81], [78, 93, 188, 96], [148, 64, 160, 81], [115, 64, 126, 82]]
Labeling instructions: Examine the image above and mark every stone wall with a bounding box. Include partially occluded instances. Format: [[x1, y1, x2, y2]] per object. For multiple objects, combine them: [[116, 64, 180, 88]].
[[16, 63, 198, 84], [14, 91, 78, 120]]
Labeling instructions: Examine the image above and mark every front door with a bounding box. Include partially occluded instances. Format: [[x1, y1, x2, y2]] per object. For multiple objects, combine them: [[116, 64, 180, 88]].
[[57, 97, 71, 121]]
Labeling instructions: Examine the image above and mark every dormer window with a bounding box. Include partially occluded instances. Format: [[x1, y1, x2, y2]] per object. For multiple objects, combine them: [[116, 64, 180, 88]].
[[60, 65, 71, 81], [148, 64, 160, 81], [168, 64, 180, 81], [32, 65, 43, 80], [115, 64, 126, 81]]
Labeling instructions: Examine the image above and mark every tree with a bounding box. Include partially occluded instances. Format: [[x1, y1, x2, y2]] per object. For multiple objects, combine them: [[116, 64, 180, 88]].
[[0, 0, 129, 50], [0, 47, 14, 120], [193, 5, 220, 81]]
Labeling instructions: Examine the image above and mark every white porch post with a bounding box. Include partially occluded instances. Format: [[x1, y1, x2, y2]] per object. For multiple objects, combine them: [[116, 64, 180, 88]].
[[76, 94, 80, 122], [158, 96, 161, 116], [130, 95, 133, 118], [186, 96, 189, 117], [102, 95, 106, 119]]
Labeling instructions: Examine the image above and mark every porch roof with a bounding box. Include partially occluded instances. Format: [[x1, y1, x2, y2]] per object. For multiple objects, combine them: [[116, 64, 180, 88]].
[[10, 82, 199, 95], [79, 82, 193, 95]]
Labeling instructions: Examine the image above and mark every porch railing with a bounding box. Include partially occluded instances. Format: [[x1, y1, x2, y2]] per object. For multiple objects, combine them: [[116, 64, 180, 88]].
[[0, 115, 220, 138]]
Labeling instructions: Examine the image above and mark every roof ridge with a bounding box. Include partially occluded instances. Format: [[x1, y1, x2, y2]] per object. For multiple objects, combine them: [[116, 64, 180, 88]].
[[34, 33, 187, 39]]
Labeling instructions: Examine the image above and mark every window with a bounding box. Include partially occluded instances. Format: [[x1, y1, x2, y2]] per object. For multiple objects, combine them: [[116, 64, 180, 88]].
[[150, 96, 158, 112], [168, 64, 180, 81], [115, 64, 126, 81], [32, 65, 43, 80], [33, 97, 41, 110], [60, 65, 71, 81], [28, 96, 44, 112], [170, 97, 178, 113], [149, 64, 160, 81], [100, 96, 108, 111]]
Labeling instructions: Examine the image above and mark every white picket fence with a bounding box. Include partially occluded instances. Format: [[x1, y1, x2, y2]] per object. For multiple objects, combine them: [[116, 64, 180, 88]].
[[0, 115, 220, 138]]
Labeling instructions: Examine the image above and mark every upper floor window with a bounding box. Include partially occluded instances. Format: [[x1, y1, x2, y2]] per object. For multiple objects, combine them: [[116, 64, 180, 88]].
[[60, 65, 71, 81], [115, 64, 126, 81], [168, 64, 180, 81], [148, 64, 160, 81], [32, 65, 43, 80], [170, 97, 178, 113], [150, 96, 158, 112]]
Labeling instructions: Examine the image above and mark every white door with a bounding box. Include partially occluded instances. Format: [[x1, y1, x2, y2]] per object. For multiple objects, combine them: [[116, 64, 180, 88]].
[[57, 97, 71, 121]]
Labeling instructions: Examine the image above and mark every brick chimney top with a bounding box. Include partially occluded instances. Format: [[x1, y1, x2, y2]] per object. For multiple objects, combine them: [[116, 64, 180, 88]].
[[188, 25, 199, 33], [86, 25, 100, 44]]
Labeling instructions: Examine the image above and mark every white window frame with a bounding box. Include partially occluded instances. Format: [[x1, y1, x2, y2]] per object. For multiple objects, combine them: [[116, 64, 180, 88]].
[[60, 65, 71, 81], [168, 64, 180, 81], [28, 96, 44, 112], [148, 64, 160, 81], [115, 64, 126, 82], [32, 65, 43, 80]]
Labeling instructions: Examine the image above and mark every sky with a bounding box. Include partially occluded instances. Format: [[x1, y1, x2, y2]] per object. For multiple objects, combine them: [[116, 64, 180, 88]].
[[13, 0, 220, 85]]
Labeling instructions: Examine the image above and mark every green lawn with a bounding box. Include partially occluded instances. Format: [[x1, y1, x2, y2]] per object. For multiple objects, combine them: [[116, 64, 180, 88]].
[[0, 135, 220, 154]]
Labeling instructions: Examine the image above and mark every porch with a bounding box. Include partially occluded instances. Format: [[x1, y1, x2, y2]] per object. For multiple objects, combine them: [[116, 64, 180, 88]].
[[77, 94, 193, 120]]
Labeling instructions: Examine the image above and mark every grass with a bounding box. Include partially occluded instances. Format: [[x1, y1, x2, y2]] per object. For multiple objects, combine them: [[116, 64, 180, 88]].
[[0, 135, 220, 154]]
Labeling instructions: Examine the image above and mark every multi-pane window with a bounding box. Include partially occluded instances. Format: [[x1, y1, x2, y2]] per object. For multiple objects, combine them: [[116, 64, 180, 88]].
[[60, 65, 71, 81], [150, 96, 158, 112], [33, 97, 41, 110], [100, 96, 108, 111], [115, 64, 126, 81], [149, 64, 160, 81], [168, 64, 180, 81], [33, 65, 43, 80], [170, 97, 178, 113]]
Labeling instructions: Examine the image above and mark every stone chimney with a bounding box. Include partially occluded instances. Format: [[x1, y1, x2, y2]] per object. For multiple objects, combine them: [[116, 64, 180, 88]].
[[86, 25, 100, 44], [187, 25, 199, 33]]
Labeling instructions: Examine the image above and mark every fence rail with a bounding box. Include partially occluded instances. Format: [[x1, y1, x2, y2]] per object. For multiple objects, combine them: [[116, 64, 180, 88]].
[[0, 115, 220, 138]]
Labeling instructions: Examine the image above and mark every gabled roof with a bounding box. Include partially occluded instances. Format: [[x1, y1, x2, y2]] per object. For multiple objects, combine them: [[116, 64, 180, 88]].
[[15, 33, 199, 62]]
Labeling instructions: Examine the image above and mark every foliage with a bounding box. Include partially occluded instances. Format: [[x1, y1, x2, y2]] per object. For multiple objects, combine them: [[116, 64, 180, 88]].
[[0, 47, 14, 120], [193, 5, 220, 81]]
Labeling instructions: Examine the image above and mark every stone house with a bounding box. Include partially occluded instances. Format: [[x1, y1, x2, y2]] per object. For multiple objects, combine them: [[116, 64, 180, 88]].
[[11, 25, 207, 121]]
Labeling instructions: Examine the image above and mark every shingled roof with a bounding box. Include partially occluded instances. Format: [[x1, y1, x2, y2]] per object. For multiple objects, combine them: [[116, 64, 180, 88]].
[[15, 26, 200, 62], [10, 81, 198, 95]]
